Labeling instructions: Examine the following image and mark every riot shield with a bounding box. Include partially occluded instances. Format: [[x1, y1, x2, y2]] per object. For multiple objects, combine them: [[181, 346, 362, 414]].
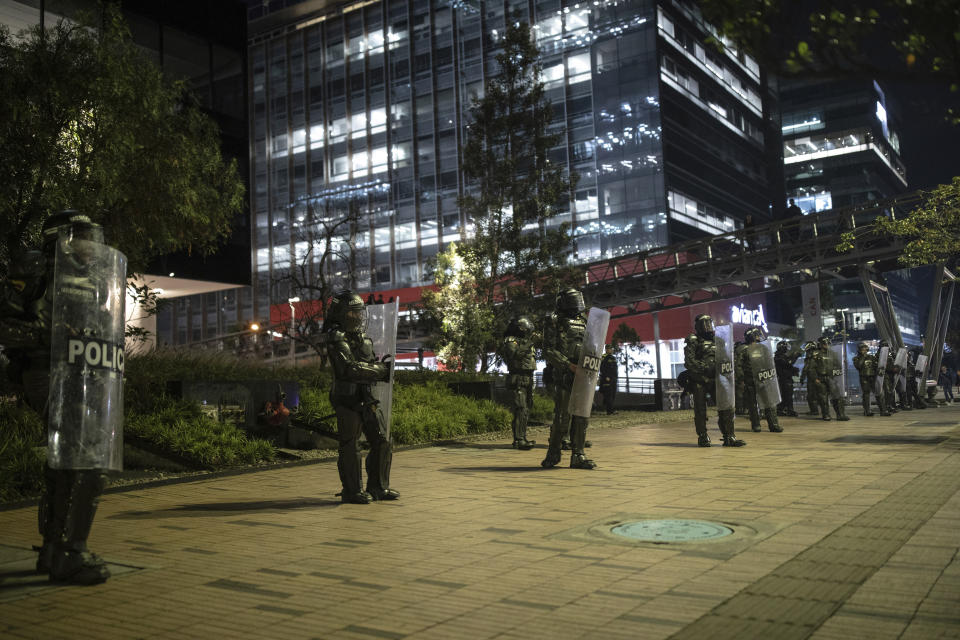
[[568, 307, 611, 417], [915, 354, 928, 382], [366, 299, 399, 437], [894, 347, 908, 370], [47, 236, 127, 471], [747, 343, 781, 409], [714, 324, 735, 411], [875, 346, 889, 397], [829, 344, 845, 400]]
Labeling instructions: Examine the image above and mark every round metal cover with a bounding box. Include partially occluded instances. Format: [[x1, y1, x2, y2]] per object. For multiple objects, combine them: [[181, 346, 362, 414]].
[[610, 519, 733, 542]]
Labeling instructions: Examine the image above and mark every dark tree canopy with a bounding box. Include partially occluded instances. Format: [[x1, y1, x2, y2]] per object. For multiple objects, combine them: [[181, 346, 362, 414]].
[[0, 6, 244, 273]]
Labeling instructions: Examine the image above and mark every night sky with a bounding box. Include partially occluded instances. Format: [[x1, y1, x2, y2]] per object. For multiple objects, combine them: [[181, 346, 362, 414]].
[[891, 85, 960, 192]]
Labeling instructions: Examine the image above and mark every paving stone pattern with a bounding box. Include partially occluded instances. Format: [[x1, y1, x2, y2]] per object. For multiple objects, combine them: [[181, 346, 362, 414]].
[[0, 406, 958, 639]]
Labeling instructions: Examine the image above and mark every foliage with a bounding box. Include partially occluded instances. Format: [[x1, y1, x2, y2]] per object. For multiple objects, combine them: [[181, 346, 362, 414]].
[[697, 0, 959, 122], [0, 6, 244, 273], [390, 381, 511, 444], [837, 177, 960, 266], [126, 399, 275, 468], [610, 322, 654, 376], [433, 20, 577, 371], [296, 386, 335, 426], [421, 242, 495, 371], [530, 391, 555, 424], [0, 401, 46, 502]]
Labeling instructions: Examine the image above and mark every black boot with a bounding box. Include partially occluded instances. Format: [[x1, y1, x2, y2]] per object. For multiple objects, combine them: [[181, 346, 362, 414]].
[[48, 471, 110, 585], [697, 433, 711, 447]]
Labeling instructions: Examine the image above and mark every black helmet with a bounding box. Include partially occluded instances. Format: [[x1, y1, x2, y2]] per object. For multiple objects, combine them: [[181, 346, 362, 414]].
[[776, 341, 789, 352], [802, 341, 817, 352], [857, 341, 870, 352], [818, 336, 831, 348], [41, 210, 103, 255], [327, 290, 366, 332], [556, 288, 585, 315], [694, 314, 715, 339], [744, 327, 764, 344], [507, 316, 534, 337]]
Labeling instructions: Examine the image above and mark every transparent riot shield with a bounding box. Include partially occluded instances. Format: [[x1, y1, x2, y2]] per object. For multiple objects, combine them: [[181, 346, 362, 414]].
[[829, 344, 845, 400], [915, 354, 928, 383], [366, 299, 399, 437], [894, 347, 908, 393], [568, 307, 611, 417], [47, 237, 127, 470], [875, 346, 889, 397], [747, 343, 781, 409], [714, 324, 735, 411]]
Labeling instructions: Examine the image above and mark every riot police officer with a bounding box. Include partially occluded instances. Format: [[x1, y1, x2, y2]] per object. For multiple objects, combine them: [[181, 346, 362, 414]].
[[737, 328, 782, 432], [853, 342, 886, 416], [880, 342, 899, 413], [683, 314, 745, 447], [817, 337, 849, 421], [324, 290, 399, 503], [774, 341, 801, 416], [499, 316, 537, 450], [799, 341, 824, 416], [541, 288, 597, 469], [906, 350, 926, 409], [0, 211, 124, 585]]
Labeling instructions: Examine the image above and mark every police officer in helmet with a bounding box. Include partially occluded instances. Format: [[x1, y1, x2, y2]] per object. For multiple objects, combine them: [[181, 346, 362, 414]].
[[683, 314, 746, 447], [499, 316, 538, 450], [541, 288, 597, 469], [1, 211, 118, 584], [324, 290, 399, 503]]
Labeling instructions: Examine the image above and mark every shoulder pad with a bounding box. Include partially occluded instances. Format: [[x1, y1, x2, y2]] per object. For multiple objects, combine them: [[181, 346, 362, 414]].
[[685, 333, 699, 344]]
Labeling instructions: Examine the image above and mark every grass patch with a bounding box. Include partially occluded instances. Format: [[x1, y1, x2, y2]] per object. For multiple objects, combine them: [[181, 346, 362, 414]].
[[125, 398, 275, 469], [391, 381, 511, 444]]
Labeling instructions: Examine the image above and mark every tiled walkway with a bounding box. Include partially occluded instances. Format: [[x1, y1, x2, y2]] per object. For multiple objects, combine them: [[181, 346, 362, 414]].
[[2, 405, 958, 639]]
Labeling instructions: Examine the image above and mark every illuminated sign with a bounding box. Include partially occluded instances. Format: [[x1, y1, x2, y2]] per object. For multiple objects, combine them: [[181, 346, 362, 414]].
[[731, 303, 768, 333]]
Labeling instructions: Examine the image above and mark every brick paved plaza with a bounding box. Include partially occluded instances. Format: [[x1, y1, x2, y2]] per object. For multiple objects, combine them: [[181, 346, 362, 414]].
[[2, 405, 958, 639]]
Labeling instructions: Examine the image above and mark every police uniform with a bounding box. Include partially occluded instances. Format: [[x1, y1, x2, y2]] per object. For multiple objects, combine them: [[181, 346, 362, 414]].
[[541, 289, 596, 469], [324, 291, 398, 504], [774, 342, 801, 416], [0, 212, 116, 585], [682, 314, 745, 447], [736, 329, 782, 432], [499, 317, 537, 450], [853, 344, 886, 416]]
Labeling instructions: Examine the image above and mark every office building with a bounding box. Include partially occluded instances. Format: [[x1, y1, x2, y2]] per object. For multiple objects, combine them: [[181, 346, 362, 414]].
[[246, 0, 779, 323]]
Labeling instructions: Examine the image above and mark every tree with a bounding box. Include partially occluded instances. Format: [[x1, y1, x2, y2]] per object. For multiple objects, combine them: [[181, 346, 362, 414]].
[[0, 6, 244, 274], [451, 19, 578, 367], [420, 242, 495, 372], [696, 0, 960, 267], [609, 322, 655, 391], [697, 0, 959, 114], [274, 193, 366, 358]]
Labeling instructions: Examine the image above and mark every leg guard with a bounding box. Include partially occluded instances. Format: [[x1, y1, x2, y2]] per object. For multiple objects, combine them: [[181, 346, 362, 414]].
[[832, 398, 850, 421], [48, 470, 110, 585], [718, 410, 745, 447], [36, 466, 61, 574], [692, 383, 708, 437], [542, 386, 568, 468], [568, 416, 596, 469], [362, 405, 397, 500], [335, 405, 368, 502], [764, 408, 782, 432]]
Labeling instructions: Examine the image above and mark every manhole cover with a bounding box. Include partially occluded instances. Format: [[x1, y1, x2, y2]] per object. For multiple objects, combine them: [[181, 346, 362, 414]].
[[610, 519, 733, 542]]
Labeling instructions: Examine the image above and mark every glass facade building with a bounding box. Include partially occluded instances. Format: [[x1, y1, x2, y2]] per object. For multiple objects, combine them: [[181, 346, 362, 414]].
[[246, 0, 776, 321], [780, 77, 907, 214]]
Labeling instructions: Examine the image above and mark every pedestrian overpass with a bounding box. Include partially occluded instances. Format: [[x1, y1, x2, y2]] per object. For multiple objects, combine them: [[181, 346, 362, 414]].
[[575, 191, 955, 379]]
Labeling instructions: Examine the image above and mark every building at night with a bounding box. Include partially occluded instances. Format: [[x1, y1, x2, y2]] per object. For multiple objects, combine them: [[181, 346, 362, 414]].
[[779, 77, 924, 346], [245, 0, 780, 324], [0, 0, 251, 347]]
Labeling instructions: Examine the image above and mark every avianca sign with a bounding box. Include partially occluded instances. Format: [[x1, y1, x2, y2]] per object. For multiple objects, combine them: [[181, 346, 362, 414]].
[[731, 303, 768, 333]]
